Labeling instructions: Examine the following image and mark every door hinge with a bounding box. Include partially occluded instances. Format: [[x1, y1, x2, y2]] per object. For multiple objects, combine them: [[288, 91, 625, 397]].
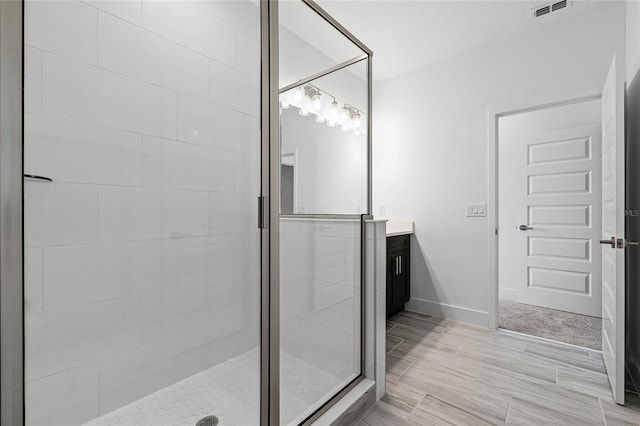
[[495, 228, 498, 236], [258, 196, 269, 229]]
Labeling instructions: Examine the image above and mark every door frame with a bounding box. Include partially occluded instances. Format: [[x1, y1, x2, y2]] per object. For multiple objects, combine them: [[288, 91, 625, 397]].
[[487, 93, 602, 330]]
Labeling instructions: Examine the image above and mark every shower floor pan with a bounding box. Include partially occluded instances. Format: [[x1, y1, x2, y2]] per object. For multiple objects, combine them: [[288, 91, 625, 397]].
[[84, 348, 351, 426]]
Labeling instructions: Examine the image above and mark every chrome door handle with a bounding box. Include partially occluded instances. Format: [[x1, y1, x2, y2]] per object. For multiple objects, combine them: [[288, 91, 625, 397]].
[[519, 225, 533, 231], [399, 256, 402, 275], [600, 237, 616, 248]]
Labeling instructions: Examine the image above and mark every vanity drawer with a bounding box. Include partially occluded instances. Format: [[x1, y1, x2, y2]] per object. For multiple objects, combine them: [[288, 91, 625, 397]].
[[387, 234, 410, 251]]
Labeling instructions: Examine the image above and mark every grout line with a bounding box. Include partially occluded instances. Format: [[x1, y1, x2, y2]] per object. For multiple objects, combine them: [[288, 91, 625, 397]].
[[395, 361, 414, 382], [474, 362, 485, 380], [408, 392, 427, 417], [598, 397, 608, 426], [505, 395, 514, 424], [387, 338, 403, 354], [386, 322, 398, 333]]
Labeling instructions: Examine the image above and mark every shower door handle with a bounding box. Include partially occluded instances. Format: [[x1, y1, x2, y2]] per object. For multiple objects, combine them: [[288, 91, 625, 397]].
[[24, 174, 53, 182]]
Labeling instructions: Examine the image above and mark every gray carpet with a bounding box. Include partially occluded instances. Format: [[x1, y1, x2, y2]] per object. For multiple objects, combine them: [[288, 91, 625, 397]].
[[499, 299, 602, 350]]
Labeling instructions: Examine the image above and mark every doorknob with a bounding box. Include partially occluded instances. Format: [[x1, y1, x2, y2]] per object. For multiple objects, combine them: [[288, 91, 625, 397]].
[[600, 237, 616, 248], [518, 225, 533, 231], [620, 239, 640, 248]]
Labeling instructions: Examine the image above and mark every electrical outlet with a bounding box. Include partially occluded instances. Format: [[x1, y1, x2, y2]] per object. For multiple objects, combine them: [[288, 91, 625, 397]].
[[466, 203, 487, 217], [378, 205, 386, 216]]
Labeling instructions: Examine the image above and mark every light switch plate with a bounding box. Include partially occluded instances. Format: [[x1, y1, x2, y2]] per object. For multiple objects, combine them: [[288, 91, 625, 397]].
[[467, 203, 487, 217]]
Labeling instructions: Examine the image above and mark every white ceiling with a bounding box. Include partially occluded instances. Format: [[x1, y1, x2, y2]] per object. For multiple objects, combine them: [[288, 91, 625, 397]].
[[313, 0, 616, 82]]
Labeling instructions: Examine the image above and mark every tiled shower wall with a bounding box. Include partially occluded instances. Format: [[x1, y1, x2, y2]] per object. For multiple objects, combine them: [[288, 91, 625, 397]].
[[23, 1, 261, 424]]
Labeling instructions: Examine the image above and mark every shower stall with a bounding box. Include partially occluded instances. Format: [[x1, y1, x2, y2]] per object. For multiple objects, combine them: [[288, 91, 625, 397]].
[[0, 0, 373, 425]]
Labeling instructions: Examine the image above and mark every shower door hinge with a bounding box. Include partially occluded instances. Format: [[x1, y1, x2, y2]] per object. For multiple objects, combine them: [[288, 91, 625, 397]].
[[258, 196, 268, 229]]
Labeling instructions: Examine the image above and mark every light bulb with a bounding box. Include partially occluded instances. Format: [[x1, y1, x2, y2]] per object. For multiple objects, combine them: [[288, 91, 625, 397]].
[[312, 94, 322, 110], [316, 114, 326, 123], [340, 107, 349, 123], [299, 107, 309, 116], [327, 119, 336, 128], [293, 88, 303, 102], [330, 101, 339, 117], [353, 113, 361, 128], [280, 100, 290, 109]]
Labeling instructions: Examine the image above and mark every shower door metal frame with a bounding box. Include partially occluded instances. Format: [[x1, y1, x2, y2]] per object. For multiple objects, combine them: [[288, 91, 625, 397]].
[[273, 0, 374, 424], [0, 0, 25, 424], [260, 0, 280, 424]]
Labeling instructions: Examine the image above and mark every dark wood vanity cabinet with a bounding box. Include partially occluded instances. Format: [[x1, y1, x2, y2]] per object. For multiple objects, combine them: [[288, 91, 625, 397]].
[[386, 234, 410, 319]]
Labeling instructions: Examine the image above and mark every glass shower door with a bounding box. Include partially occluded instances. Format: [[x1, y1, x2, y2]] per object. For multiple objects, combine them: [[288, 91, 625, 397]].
[[23, 1, 261, 424], [278, 1, 371, 423]]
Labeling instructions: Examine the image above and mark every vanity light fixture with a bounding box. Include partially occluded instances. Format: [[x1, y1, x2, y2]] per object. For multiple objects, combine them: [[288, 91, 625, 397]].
[[330, 100, 339, 117], [280, 84, 365, 136]]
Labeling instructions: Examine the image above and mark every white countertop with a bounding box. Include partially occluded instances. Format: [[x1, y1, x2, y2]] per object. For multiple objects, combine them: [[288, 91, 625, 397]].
[[385, 220, 414, 237]]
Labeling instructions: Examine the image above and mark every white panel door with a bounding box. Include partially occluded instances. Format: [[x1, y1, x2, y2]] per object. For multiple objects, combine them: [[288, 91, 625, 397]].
[[601, 56, 626, 405], [516, 124, 602, 317]]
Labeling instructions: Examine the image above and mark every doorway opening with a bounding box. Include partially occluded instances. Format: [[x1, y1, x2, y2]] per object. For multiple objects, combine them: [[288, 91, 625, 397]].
[[497, 97, 603, 350]]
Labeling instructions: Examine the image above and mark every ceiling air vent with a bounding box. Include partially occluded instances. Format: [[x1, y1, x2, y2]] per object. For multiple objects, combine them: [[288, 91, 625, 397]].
[[535, 5, 550, 17], [533, 0, 570, 17], [552, 0, 567, 11]]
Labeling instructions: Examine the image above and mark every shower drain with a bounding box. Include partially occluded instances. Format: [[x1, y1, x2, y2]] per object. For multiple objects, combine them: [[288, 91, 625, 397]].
[[196, 415, 219, 426]]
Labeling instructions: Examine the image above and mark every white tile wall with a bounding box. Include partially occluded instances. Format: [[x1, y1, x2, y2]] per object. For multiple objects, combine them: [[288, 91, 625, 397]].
[[24, 47, 42, 114], [25, 114, 143, 186], [98, 12, 209, 99], [141, 0, 235, 66], [25, 296, 142, 381], [24, 182, 98, 247], [26, 363, 100, 426], [42, 239, 178, 310], [194, 0, 260, 40], [25, 0, 98, 65], [84, 0, 141, 25], [98, 186, 209, 241], [142, 135, 236, 192], [234, 31, 260, 77], [42, 53, 178, 138], [209, 59, 259, 116], [177, 94, 259, 155], [208, 192, 257, 235], [25, 248, 43, 315]]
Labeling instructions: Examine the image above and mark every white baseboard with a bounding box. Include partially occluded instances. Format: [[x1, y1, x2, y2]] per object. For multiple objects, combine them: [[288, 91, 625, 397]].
[[628, 347, 640, 394], [405, 297, 489, 328], [499, 288, 517, 301]]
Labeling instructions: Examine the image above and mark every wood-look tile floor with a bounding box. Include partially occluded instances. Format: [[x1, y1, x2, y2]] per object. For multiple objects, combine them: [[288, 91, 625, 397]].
[[357, 311, 640, 425]]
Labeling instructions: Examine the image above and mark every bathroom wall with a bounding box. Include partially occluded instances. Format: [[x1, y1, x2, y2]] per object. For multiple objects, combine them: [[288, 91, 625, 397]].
[[23, 1, 260, 424], [374, 3, 626, 325]]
